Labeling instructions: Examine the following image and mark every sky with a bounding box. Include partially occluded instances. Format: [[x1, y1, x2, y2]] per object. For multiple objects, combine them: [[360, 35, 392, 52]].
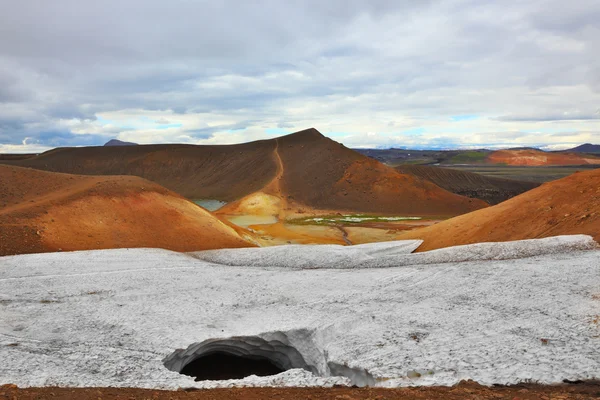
[[0, 0, 599, 153]]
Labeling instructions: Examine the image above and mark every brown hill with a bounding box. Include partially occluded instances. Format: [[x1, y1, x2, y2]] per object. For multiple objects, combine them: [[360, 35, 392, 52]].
[[566, 143, 600, 154], [1, 141, 277, 201], [395, 165, 539, 204], [0, 165, 255, 256], [2, 129, 487, 218], [487, 149, 600, 166], [217, 129, 487, 218], [396, 168, 600, 251]]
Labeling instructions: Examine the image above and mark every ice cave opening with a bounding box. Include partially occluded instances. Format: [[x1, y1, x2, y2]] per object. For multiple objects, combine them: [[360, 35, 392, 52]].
[[163, 333, 316, 382], [180, 352, 287, 381], [163, 330, 376, 386]]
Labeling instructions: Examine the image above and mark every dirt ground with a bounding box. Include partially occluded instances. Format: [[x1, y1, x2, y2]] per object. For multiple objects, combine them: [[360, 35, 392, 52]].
[[396, 164, 539, 204], [0, 164, 255, 256], [1, 381, 599, 399], [397, 168, 600, 251]]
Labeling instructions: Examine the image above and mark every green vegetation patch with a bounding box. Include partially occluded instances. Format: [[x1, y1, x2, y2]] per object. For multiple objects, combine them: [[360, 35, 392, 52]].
[[447, 151, 488, 164]]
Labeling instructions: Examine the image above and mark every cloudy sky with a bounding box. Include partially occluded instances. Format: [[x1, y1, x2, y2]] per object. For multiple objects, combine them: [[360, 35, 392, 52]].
[[1, 0, 599, 152]]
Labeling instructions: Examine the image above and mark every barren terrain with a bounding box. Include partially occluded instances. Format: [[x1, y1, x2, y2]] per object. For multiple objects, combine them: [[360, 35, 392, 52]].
[[0, 165, 254, 256], [396, 164, 538, 204], [1, 129, 487, 218], [397, 168, 600, 251], [2, 382, 599, 400]]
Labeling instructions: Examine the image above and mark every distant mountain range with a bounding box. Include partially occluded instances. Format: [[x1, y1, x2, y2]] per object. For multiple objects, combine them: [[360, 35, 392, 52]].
[[565, 143, 600, 154], [104, 139, 138, 146], [355, 145, 600, 166]]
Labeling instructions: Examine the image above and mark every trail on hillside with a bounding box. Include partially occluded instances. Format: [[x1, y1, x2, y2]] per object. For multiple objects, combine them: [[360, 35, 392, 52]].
[[265, 139, 284, 193], [264, 138, 287, 219]]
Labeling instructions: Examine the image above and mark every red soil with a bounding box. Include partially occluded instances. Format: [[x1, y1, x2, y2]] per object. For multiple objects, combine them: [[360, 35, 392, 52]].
[[1, 381, 598, 400], [0, 165, 255, 256], [488, 149, 600, 166], [397, 168, 600, 251]]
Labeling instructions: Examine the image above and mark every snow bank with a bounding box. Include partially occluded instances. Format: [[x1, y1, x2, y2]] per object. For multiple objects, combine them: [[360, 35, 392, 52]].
[[190, 240, 423, 268], [0, 236, 599, 389], [365, 234, 599, 268], [192, 235, 597, 269]]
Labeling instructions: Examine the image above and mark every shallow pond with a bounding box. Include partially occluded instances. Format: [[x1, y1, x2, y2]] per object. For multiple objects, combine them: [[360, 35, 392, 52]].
[[193, 199, 227, 211]]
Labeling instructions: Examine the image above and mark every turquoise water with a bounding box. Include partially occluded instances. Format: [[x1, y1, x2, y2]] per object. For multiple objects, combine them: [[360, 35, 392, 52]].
[[192, 199, 227, 211]]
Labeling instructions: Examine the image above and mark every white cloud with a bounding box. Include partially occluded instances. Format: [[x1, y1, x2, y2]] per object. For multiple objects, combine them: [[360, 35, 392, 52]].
[[0, 0, 599, 152]]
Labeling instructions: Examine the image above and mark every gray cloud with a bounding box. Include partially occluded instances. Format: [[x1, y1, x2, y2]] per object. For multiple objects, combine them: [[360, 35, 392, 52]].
[[0, 0, 599, 150], [497, 111, 600, 122]]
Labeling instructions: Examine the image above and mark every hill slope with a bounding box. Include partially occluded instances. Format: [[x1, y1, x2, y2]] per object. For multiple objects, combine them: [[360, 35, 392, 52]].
[[1, 142, 278, 201], [395, 165, 539, 204], [0, 165, 255, 256], [566, 143, 600, 154], [217, 129, 487, 217], [396, 169, 600, 251], [104, 139, 138, 146], [488, 149, 600, 166], [3, 129, 487, 217]]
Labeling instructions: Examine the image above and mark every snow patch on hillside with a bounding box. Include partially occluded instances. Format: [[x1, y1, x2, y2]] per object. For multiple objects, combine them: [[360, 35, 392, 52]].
[[0, 236, 598, 389]]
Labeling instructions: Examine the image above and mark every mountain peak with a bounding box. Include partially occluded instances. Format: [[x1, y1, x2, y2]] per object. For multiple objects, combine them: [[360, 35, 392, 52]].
[[104, 139, 138, 147], [278, 128, 325, 144]]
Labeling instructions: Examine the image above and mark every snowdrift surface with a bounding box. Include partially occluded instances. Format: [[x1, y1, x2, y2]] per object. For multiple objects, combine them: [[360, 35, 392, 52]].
[[192, 236, 597, 269], [0, 165, 255, 255], [398, 168, 600, 251], [0, 236, 598, 389]]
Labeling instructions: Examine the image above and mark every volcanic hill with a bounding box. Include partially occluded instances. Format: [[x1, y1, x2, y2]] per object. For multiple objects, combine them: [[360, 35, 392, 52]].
[[487, 149, 600, 166], [395, 165, 539, 204], [0, 165, 255, 256], [397, 168, 600, 251], [1, 129, 487, 218], [104, 139, 138, 146], [566, 143, 600, 154]]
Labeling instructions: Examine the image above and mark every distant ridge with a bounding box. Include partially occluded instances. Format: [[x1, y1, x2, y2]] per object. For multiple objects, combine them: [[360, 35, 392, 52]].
[[104, 139, 138, 146], [566, 143, 600, 154], [487, 148, 600, 166]]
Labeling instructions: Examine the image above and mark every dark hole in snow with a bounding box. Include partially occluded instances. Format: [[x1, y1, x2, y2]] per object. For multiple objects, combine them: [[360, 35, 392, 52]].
[[163, 330, 376, 386], [180, 352, 286, 381]]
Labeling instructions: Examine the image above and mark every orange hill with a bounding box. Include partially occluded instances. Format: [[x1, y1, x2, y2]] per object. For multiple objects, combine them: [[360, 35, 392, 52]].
[[397, 168, 600, 251], [0, 165, 255, 256], [2, 128, 487, 218], [487, 149, 600, 166]]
